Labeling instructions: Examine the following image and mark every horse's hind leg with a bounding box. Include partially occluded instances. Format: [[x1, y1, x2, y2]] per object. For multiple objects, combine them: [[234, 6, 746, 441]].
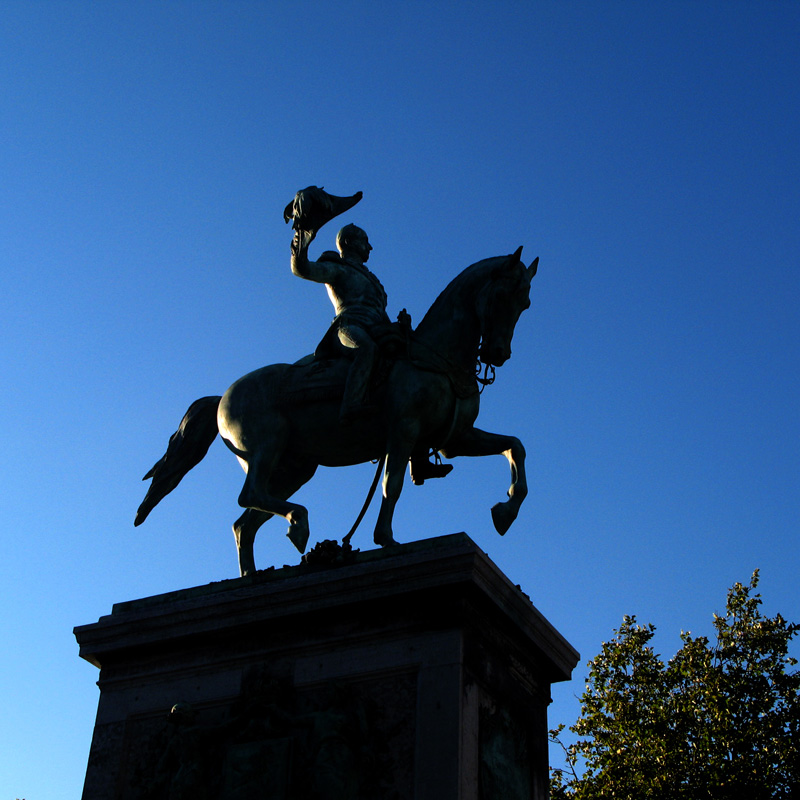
[[237, 452, 317, 568], [233, 508, 271, 577]]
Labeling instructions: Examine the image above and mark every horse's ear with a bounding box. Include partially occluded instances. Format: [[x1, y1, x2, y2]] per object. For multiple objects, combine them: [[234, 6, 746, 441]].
[[526, 256, 539, 281], [494, 247, 524, 278]]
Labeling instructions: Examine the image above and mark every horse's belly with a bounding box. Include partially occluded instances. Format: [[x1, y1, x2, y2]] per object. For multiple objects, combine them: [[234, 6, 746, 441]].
[[289, 404, 385, 466]]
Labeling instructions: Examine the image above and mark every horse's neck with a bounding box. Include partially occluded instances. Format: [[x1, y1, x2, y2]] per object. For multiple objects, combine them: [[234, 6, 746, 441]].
[[414, 270, 482, 371]]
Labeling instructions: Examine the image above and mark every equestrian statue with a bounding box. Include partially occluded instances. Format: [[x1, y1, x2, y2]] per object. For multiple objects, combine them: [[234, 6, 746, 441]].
[[135, 186, 538, 576]]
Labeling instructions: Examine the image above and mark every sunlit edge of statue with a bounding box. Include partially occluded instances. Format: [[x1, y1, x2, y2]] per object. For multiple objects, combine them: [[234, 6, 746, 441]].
[[135, 186, 538, 576]]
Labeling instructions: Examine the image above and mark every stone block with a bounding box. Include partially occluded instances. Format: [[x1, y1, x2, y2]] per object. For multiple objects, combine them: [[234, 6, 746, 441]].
[[75, 533, 578, 799]]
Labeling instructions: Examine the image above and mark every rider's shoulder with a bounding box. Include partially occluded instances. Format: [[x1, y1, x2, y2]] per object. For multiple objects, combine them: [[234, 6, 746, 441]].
[[317, 250, 344, 264]]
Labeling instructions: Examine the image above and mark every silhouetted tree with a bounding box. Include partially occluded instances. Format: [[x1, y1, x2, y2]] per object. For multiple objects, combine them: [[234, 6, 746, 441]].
[[551, 571, 800, 799]]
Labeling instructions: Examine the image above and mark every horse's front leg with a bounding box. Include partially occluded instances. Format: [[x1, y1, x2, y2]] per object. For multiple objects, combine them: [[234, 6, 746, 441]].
[[440, 426, 528, 535], [373, 420, 418, 547]]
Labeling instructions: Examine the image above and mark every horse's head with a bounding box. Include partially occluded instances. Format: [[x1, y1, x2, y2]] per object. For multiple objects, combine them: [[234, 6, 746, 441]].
[[476, 247, 538, 367]]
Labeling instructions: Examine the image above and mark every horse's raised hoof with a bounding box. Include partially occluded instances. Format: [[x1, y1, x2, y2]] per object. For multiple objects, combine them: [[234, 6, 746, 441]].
[[491, 502, 517, 536], [287, 520, 310, 553]]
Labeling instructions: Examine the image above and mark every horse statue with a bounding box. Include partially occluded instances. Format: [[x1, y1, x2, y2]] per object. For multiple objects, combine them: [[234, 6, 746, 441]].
[[135, 247, 538, 576]]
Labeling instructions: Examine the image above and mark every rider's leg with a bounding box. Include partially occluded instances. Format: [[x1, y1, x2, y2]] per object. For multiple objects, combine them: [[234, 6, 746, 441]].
[[338, 324, 377, 422]]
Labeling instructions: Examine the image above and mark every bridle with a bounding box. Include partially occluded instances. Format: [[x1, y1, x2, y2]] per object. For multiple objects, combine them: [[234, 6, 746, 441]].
[[476, 360, 496, 393]]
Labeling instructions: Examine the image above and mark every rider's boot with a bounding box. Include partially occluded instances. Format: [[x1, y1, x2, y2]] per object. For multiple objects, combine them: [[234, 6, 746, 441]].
[[410, 457, 453, 486]]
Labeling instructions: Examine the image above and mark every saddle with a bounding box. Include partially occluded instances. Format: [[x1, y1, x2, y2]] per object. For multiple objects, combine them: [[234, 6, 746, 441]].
[[278, 357, 351, 406], [277, 312, 412, 408]]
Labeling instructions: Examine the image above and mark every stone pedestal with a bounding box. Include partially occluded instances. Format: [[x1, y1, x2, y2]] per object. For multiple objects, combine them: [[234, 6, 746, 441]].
[[75, 533, 578, 799]]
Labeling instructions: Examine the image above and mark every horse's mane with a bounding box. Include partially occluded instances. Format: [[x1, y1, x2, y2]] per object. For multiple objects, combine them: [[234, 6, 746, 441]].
[[417, 254, 512, 332]]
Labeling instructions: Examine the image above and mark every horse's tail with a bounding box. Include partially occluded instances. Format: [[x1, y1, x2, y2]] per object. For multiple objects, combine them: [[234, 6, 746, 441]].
[[134, 395, 222, 526]]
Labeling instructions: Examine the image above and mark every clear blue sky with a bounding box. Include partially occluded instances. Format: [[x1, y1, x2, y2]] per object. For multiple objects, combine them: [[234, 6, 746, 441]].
[[2, 2, 798, 796]]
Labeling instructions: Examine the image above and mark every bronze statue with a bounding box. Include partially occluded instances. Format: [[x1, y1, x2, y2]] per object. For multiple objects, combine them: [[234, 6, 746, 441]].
[[136, 187, 538, 576]]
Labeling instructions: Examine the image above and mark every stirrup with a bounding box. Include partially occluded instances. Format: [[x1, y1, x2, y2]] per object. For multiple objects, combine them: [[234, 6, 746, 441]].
[[410, 455, 453, 486]]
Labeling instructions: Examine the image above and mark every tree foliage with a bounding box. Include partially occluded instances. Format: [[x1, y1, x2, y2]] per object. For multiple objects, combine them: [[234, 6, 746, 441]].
[[551, 571, 800, 799]]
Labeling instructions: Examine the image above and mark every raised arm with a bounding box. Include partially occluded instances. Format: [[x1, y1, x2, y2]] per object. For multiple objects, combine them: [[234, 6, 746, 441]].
[[290, 229, 340, 284], [286, 185, 362, 282]]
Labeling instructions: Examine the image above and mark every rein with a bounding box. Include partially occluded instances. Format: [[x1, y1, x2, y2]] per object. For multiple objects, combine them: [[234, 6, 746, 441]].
[[343, 456, 385, 546]]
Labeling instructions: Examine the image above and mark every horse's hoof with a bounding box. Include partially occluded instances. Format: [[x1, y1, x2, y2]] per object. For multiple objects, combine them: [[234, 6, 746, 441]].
[[491, 502, 516, 536], [287, 522, 310, 553], [374, 532, 398, 548]]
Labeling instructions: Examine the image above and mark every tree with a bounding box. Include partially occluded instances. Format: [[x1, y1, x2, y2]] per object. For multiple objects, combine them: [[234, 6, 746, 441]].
[[551, 571, 800, 800]]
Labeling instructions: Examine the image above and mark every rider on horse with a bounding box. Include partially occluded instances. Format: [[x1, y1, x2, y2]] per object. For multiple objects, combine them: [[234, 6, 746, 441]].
[[287, 186, 451, 484], [291, 222, 387, 423]]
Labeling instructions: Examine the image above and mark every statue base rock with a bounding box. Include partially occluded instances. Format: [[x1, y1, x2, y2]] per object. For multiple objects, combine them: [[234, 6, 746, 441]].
[[75, 533, 578, 799]]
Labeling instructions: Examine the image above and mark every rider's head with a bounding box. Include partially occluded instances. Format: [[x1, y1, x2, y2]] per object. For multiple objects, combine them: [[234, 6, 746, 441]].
[[336, 224, 372, 263]]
